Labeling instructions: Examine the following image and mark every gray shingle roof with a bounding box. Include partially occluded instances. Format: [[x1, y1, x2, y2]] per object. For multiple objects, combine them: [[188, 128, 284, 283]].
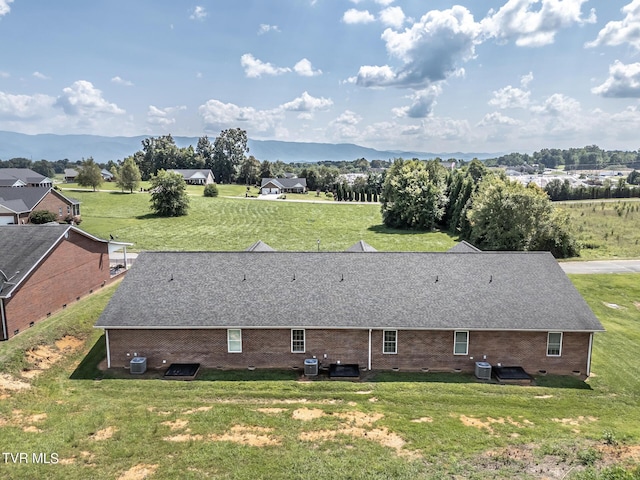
[[0, 187, 50, 211], [0, 168, 50, 185], [447, 241, 481, 253], [95, 251, 604, 332], [261, 177, 307, 189], [345, 240, 378, 252], [245, 240, 275, 252]]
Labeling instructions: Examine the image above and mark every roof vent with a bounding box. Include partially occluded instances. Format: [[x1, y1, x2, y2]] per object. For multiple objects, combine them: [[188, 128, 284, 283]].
[[340, 273, 344, 282], [435, 275, 439, 283], [489, 275, 493, 283]]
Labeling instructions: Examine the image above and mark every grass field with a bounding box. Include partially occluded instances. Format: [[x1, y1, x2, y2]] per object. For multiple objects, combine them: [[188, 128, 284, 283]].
[[0, 274, 639, 479]]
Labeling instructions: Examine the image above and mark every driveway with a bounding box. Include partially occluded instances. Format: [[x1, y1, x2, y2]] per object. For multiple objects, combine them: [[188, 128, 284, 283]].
[[559, 260, 640, 274]]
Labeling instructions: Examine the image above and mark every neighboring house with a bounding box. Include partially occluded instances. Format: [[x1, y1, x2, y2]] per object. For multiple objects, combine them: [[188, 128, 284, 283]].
[[0, 187, 80, 225], [261, 177, 307, 194], [0, 224, 112, 340], [95, 247, 604, 376], [64, 169, 78, 183], [101, 169, 114, 181], [0, 168, 53, 188], [170, 169, 215, 185]]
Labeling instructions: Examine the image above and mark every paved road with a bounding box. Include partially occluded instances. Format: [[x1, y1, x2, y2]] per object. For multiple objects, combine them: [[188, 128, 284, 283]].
[[559, 259, 640, 274]]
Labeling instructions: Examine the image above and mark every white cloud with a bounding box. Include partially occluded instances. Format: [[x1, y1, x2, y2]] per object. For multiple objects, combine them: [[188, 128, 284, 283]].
[[281, 91, 332, 112], [592, 60, 640, 98], [342, 9, 375, 24], [477, 111, 522, 126], [530, 93, 580, 116], [392, 85, 442, 118], [32, 71, 50, 80], [111, 76, 134, 86], [0, 71, 9, 78], [481, 0, 596, 47], [489, 85, 531, 109], [327, 110, 363, 140], [379, 6, 405, 29], [55, 80, 125, 116], [375, 0, 395, 5], [189, 6, 207, 21], [146, 105, 186, 128], [586, 0, 640, 50], [0, 0, 13, 16], [351, 6, 481, 88], [0, 91, 55, 119], [521, 72, 534, 87], [240, 54, 291, 78], [198, 99, 282, 134], [293, 58, 322, 77], [258, 24, 280, 35]]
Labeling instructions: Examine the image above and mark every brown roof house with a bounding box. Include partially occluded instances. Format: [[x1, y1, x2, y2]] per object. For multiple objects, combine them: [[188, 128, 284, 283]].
[[0, 187, 80, 225], [0, 224, 112, 340], [95, 247, 604, 377]]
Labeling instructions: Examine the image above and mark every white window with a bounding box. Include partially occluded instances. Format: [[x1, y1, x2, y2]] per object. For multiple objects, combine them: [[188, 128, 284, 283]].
[[547, 332, 562, 356], [383, 330, 397, 354], [291, 329, 305, 353], [227, 329, 242, 353], [58, 207, 63, 216], [454, 331, 468, 355]]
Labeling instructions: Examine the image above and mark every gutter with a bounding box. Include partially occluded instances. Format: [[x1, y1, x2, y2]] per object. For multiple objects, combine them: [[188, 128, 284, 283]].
[[368, 328, 372, 371], [105, 330, 111, 369], [586, 332, 593, 376], [1, 298, 7, 341]]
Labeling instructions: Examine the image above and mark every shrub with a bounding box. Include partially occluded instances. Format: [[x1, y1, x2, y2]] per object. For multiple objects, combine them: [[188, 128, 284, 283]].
[[29, 210, 58, 224], [203, 183, 219, 197]]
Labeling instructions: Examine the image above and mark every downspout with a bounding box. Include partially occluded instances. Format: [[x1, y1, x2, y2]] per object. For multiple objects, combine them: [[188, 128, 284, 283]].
[[586, 332, 593, 377], [0, 299, 7, 341], [368, 329, 372, 371], [105, 330, 111, 369]]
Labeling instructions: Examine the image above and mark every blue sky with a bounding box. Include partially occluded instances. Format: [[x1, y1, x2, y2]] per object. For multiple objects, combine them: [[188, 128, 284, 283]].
[[1, 0, 640, 154]]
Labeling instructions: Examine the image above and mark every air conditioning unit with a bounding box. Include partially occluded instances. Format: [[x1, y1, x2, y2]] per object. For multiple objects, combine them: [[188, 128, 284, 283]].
[[475, 361, 491, 380], [304, 358, 319, 376], [130, 356, 147, 374]]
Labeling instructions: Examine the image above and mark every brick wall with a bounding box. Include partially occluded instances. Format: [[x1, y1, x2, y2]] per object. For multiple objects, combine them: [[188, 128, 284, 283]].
[[105, 327, 593, 375], [33, 190, 74, 221], [4, 230, 110, 339]]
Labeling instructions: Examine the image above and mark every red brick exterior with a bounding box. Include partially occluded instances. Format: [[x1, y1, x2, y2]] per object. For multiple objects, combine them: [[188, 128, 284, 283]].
[[105, 327, 593, 375], [3, 230, 110, 339], [32, 190, 79, 221]]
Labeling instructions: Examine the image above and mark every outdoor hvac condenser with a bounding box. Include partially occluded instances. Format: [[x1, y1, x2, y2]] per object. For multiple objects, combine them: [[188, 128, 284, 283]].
[[475, 361, 492, 380], [304, 358, 319, 376], [130, 356, 147, 374]]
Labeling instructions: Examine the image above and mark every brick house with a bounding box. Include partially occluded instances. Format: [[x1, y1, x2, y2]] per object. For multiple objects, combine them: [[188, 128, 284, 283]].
[[0, 187, 80, 225], [0, 224, 111, 340], [95, 249, 604, 376]]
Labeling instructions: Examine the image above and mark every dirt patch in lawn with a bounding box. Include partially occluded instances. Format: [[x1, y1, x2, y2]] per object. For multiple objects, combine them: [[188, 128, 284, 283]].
[[459, 415, 532, 435], [551, 416, 598, 426], [634, 301, 640, 310], [163, 434, 204, 442], [117, 464, 158, 480], [210, 425, 280, 447], [161, 419, 189, 431], [0, 373, 32, 393], [255, 408, 288, 415], [292, 408, 325, 421], [183, 406, 212, 414], [21, 336, 84, 378], [411, 417, 433, 423], [91, 426, 117, 441]]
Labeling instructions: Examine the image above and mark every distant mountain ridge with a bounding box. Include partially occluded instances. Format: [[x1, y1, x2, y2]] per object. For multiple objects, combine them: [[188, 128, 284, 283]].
[[0, 130, 497, 164]]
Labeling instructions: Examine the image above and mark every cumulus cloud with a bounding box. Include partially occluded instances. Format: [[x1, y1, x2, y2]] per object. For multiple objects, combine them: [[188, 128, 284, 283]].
[[258, 24, 280, 35], [0, 0, 13, 16], [189, 6, 207, 21], [477, 111, 522, 126], [481, 0, 596, 47], [392, 85, 442, 118], [343, 9, 375, 24], [199, 99, 283, 134], [111, 76, 133, 86], [586, 0, 640, 50], [32, 71, 50, 80], [379, 6, 405, 29], [592, 60, 640, 98], [350, 6, 481, 88], [375, 0, 395, 5], [281, 91, 332, 112], [489, 85, 531, 109], [146, 105, 186, 128], [55, 80, 124, 116], [241, 54, 291, 78], [293, 58, 322, 77], [530, 93, 581, 116], [0, 91, 55, 119], [327, 110, 363, 140]]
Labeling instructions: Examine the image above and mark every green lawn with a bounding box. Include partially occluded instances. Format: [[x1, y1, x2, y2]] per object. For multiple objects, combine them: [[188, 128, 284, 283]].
[[0, 275, 639, 479]]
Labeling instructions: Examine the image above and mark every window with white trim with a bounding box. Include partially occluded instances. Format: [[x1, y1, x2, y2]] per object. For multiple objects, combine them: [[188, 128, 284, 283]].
[[454, 331, 468, 355], [291, 329, 305, 353], [227, 329, 242, 353], [547, 332, 562, 356], [383, 330, 397, 354]]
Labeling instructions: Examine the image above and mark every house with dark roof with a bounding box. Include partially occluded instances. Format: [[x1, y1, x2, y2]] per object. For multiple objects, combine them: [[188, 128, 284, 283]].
[[95, 249, 604, 376], [0, 224, 113, 340], [0, 168, 53, 188], [64, 169, 78, 183], [0, 187, 80, 225], [170, 169, 215, 185], [261, 177, 307, 194]]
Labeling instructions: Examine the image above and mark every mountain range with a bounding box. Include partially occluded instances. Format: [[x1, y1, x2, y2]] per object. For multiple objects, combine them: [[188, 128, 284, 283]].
[[0, 130, 497, 164]]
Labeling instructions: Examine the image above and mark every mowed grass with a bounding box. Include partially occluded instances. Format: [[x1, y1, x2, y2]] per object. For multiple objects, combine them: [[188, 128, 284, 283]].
[[561, 199, 640, 260], [60, 187, 455, 252], [0, 275, 639, 479]]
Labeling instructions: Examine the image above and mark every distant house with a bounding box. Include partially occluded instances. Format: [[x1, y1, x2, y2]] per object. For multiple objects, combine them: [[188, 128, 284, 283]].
[[101, 169, 114, 181], [0, 187, 80, 225], [0, 168, 52, 188], [261, 177, 307, 194], [95, 246, 603, 376], [170, 169, 215, 185], [64, 169, 78, 183], [0, 224, 112, 340]]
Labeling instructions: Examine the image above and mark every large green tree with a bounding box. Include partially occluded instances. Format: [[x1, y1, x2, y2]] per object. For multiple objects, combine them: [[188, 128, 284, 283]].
[[466, 178, 579, 258], [239, 155, 261, 185], [75, 157, 103, 191], [115, 156, 142, 193], [212, 128, 249, 184], [149, 170, 190, 217], [380, 159, 448, 230]]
